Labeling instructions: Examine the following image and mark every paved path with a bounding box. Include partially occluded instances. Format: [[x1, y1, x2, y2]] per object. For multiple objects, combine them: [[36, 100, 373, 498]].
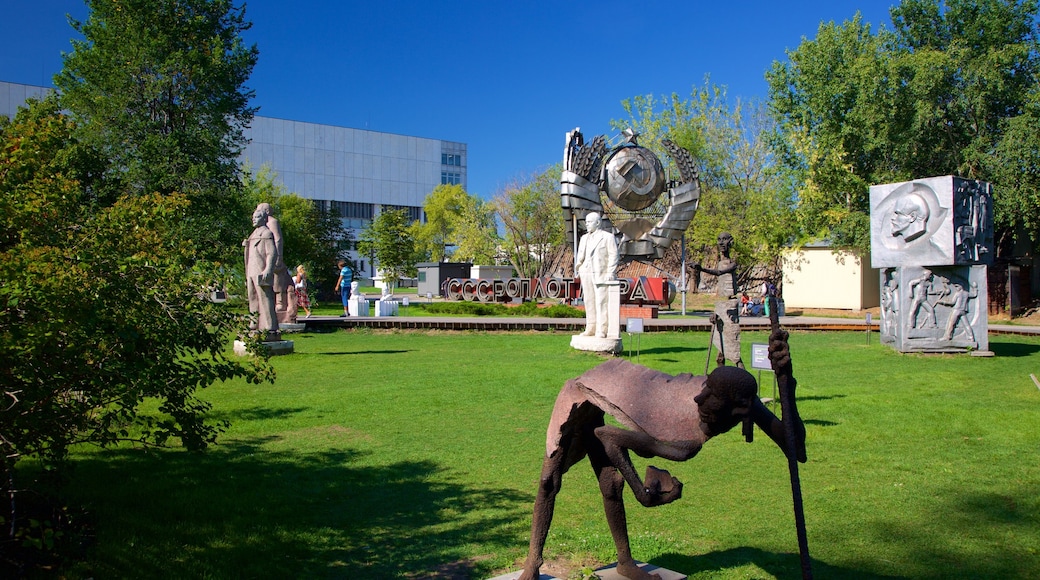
[[299, 312, 1040, 336]]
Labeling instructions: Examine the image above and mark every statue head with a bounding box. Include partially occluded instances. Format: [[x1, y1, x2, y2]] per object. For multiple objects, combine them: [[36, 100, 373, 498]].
[[890, 193, 930, 241], [694, 366, 757, 436], [251, 206, 268, 227], [585, 212, 602, 233], [717, 232, 734, 253]]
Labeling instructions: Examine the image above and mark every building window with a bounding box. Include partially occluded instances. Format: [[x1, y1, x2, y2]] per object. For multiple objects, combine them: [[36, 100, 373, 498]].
[[441, 171, 462, 185], [384, 205, 423, 222], [328, 201, 374, 220], [441, 153, 462, 166]]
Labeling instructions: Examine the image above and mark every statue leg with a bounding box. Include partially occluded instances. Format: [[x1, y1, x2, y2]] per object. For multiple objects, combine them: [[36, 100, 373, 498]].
[[519, 453, 566, 580], [580, 278, 597, 336], [521, 413, 592, 580], [586, 431, 661, 580]]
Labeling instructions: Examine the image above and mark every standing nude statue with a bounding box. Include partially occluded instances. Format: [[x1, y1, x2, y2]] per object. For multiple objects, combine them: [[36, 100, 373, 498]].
[[695, 232, 743, 368], [254, 203, 293, 324], [518, 329, 805, 580]]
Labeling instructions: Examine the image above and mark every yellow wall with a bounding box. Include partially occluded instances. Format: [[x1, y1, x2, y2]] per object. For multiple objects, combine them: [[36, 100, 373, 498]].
[[782, 248, 880, 310]]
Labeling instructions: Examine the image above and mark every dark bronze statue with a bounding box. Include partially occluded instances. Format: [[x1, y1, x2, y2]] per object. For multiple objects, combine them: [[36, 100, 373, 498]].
[[518, 328, 806, 580]]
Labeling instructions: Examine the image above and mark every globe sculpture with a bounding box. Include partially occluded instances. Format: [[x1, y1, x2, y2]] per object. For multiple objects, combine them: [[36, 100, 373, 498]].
[[603, 144, 667, 211]]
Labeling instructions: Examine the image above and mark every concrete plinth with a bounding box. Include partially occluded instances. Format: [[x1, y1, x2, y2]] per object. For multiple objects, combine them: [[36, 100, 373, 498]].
[[234, 339, 294, 356], [279, 322, 306, 333], [488, 562, 684, 580], [570, 334, 622, 354], [349, 297, 369, 317], [593, 562, 686, 580]]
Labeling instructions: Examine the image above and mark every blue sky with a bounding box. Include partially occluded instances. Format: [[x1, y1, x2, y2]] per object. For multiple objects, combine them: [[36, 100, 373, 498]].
[[1, 1, 897, 199]]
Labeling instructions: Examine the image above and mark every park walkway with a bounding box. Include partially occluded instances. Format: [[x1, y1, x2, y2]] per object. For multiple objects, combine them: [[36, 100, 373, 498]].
[[300, 312, 1040, 336]]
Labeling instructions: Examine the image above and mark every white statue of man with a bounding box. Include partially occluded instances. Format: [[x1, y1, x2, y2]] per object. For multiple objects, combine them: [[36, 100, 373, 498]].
[[575, 212, 619, 338]]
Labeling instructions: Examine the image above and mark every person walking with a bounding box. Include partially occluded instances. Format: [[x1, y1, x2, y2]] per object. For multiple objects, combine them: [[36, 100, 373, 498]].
[[336, 260, 353, 317], [294, 265, 312, 318]]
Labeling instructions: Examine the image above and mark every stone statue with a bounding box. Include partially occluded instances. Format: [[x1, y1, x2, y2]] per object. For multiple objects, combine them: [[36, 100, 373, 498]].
[[518, 329, 806, 580], [695, 232, 743, 368], [254, 203, 294, 324], [244, 206, 280, 341], [939, 281, 978, 342], [575, 212, 619, 338], [907, 269, 937, 329]]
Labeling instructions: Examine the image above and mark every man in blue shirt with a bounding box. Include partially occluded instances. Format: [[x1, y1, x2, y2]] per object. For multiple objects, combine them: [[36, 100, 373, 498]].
[[336, 260, 353, 317]]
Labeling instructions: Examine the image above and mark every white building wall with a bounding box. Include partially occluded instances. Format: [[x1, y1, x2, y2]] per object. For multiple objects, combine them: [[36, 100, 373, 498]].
[[782, 247, 881, 310]]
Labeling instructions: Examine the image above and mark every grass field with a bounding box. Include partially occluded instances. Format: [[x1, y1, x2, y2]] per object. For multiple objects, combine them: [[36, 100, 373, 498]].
[[45, 328, 1040, 579]]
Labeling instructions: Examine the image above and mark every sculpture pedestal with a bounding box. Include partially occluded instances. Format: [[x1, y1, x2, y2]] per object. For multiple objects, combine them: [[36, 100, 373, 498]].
[[348, 296, 369, 316], [374, 299, 399, 316], [233, 339, 294, 356], [572, 282, 623, 354], [570, 334, 622, 354], [489, 562, 685, 580]]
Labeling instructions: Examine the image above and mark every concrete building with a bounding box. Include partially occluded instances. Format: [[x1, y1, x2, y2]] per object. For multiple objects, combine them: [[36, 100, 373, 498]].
[[782, 243, 880, 310], [0, 80, 466, 280]]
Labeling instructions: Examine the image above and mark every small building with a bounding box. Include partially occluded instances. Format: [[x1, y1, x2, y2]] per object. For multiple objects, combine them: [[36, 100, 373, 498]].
[[470, 265, 513, 280], [782, 244, 880, 310], [416, 262, 471, 297]]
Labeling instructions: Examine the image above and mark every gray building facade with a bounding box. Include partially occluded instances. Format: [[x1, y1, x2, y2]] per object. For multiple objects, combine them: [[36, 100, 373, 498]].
[[0, 80, 467, 279]]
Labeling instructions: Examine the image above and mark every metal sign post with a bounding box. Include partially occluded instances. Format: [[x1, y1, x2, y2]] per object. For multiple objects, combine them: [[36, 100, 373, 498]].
[[626, 318, 644, 362]]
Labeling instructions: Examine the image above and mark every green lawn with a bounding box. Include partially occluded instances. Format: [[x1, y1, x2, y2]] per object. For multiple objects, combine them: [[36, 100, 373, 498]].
[[50, 329, 1040, 579]]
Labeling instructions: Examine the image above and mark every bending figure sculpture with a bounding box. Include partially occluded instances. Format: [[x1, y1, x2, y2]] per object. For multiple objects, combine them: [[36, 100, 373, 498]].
[[518, 328, 807, 580]]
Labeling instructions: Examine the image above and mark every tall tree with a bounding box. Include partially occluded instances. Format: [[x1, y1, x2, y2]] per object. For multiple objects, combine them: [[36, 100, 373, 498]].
[[358, 208, 420, 290], [615, 83, 797, 288], [413, 184, 499, 264], [494, 166, 567, 278], [55, 0, 258, 257], [768, 1, 1040, 254], [0, 100, 271, 551]]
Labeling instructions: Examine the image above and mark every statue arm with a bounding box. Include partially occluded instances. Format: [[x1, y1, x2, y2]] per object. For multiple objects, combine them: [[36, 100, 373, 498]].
[[593, 425, 701, 506], [605, 232, 619, 280]]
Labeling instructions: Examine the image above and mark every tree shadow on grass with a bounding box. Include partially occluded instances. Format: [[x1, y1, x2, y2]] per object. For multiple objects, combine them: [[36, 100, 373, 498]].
[[654, 547, 904, 580], [988, 340, 1040, 358], [63, 439, 531, 579], [307, 350, 413, 356]]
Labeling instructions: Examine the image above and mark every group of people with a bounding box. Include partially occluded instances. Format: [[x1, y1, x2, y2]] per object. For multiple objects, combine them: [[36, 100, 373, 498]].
[[289, 260, 354, 319]]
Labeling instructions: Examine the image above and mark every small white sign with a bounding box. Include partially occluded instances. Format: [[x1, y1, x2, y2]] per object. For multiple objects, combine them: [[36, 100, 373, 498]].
[[626, 318, 644, 334], [402, 297, 410, 307], [751, 343, 772, 371]]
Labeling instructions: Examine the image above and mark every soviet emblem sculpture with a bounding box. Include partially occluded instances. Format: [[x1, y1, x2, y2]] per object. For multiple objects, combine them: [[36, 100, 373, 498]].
[[560, 128, 701, 261]]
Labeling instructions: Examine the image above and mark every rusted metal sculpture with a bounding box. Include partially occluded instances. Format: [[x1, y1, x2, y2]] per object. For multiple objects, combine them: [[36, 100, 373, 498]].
[[518, 327, 807, 580]]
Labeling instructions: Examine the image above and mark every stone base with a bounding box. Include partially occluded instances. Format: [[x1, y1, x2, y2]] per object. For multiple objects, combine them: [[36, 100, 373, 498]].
[[593, 562, 686, 580], [234, 339, 295, 357], [279, 323, 306, 333], [489, 562, 684, 580], [571, 334, 622, 354], [486, 571, 559, 580]]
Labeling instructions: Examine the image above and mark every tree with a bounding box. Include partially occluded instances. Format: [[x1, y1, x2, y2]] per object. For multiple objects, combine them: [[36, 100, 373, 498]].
[[767, 1, 1040, 255], [55, 0, 259, 258], [412, 184, 500, 264], [358, 208, 420, 290], [240, 165, 347, 293], [494, 166, 567, 278], [452, 194, 501, 265], [0, 101, 271, 553], [614, 83, 797, 289]]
